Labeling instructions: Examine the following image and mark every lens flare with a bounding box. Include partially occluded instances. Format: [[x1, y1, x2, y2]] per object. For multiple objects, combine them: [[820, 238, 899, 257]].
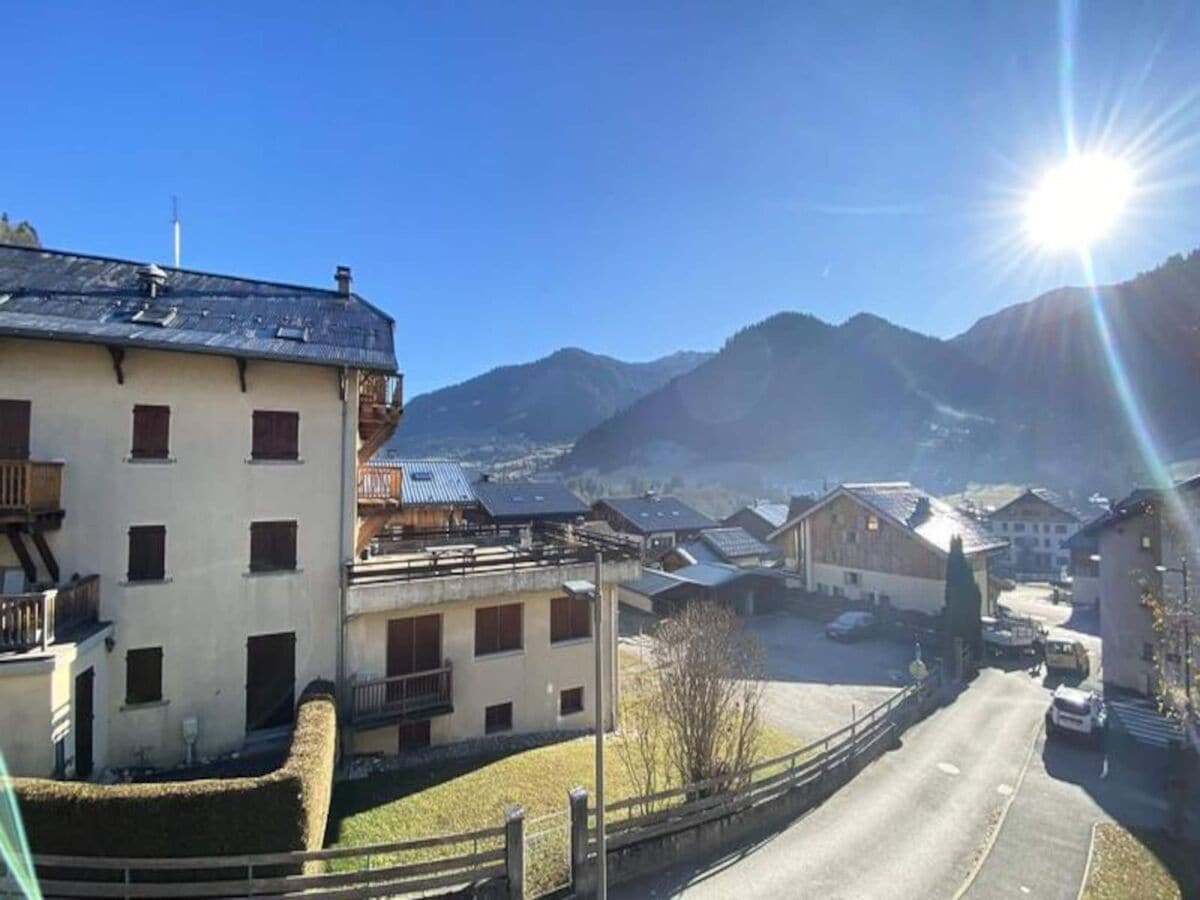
[[1025, 154, 1134, 250]]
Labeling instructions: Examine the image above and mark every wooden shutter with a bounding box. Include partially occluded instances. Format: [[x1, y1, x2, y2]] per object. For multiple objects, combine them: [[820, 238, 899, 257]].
[[550, 596, 568, 643], [572, 595, 591, 640], [131, 405, 171, 459], [125, 647, 163, 704], [475, 606, 498, 656], [498, 603, 522, 651], [128, 526, 166, 581], [250, 521, 297, 572], [0, 400, 31, 460], [252, 411, 299, 460]]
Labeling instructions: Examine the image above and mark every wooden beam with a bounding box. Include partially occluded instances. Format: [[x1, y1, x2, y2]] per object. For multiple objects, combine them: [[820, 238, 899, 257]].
[[30, 532, 59, 584], [6, 527, 37, 584], [107, 346, 125, 385]]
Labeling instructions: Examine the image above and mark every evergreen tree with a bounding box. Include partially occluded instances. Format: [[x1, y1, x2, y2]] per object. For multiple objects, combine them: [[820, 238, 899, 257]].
[[943, 535, 983, 664]]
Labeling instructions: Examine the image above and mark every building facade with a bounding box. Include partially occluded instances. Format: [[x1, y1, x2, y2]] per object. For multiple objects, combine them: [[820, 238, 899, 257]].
[[982, 488, 1083, 579]]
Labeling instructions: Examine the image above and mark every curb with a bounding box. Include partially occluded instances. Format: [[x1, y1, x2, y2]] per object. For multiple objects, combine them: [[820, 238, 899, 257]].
[[1075, 821, 1100, 900], [952, 718, 1042, 900]]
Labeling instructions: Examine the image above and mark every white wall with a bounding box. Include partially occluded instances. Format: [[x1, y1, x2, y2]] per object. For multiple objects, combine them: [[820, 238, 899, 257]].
[[0, 338, 353, 769]]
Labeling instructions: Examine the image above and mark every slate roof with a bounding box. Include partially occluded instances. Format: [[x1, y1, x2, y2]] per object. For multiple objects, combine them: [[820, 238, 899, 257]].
[[669, 540, 725, 566], [473, 479, 589, 520], [769, 481, 1006, 556], [0, 244, 397, 371], [987, 487, 1086, 522], [595, 495, 716, 535], [725, 502, 789, 531], [699, 527, 776, 560], [369, 459, 475, 506], [619, 568, 689, 599], [1071, 475, 1200, 540]]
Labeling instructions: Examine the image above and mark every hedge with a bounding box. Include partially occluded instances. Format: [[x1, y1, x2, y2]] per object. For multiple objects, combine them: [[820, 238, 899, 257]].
[[7, 680, 337, 859]]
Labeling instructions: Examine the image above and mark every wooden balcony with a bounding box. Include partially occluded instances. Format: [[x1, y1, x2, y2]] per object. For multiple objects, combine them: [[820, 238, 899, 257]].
[[358, 464, 403, 510], [357, 373, 403, 464], [350, 663, 453, 729], [0, 574, 100, 653], [0, 460, 65, 529]]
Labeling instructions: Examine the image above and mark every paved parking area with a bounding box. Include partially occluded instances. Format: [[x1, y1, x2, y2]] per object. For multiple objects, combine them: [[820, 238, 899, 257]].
[[746, 613, 915, 743]]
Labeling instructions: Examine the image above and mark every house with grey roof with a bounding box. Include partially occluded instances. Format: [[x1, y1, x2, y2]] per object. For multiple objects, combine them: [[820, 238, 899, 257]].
[[661, 526, 779, 571], [365, 458, 477, 531], [618, 560, 776, 617], [471, 477, 590, 525], [591, 493, 716, 558], [722, 502, 789, 542], [979, 487, 1085, 579], [767, 482, 1008, 619]]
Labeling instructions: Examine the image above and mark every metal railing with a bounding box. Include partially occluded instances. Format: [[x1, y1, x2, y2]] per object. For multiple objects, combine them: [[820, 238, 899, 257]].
[[0, 459, 63, 516], [351, 664, 453, 725], [0, 574, 101, 652]]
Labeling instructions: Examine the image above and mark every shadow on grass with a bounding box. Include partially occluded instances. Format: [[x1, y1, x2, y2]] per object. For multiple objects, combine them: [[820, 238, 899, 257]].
[[324, 745, 529, 845], [1100, 826, 1200, 899]]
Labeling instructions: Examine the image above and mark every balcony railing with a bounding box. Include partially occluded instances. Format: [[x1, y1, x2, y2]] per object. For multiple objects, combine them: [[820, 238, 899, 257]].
[[350, 663, 452, 727], [0, 460, 64, 521], [358, 464, 403, 507], [360, 372, 404, 411], [0, 574, 100, 653]]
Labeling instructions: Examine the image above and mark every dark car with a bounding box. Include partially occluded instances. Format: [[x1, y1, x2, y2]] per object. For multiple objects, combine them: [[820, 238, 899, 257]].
[[825, 610, 878, 642]]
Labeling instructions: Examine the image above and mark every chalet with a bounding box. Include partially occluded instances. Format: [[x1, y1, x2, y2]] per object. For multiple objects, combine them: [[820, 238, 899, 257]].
[[470, 478, 590, 526], [363, 458, 476, 533], [0, 244, 400, 776], [660, 526, 778, 571], [981, 488, 1084, 579], [591, 493, 716, 557], [767, 482, 1007, 618], [721, 502, 789, 543]]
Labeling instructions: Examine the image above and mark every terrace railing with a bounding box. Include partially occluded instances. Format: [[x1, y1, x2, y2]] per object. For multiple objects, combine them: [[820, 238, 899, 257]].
[[0, 459, 64, 519], [0, 574, 101, 652], [350, 664, 453, 727], [357, 464, 403, 506]]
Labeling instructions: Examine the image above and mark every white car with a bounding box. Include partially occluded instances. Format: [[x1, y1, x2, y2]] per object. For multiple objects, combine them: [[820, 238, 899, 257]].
[[1045, 685, 1107, 743]]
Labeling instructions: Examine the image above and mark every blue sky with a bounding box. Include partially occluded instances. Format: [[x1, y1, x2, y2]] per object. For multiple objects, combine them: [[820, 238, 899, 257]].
[[6, 2, 1200, 395]]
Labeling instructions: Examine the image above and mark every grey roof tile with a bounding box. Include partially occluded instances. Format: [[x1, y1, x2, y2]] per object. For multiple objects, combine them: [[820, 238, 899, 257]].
[[699, 527, 776, 560], [473, 479, 589, 520], [596, 495, 716, 534]]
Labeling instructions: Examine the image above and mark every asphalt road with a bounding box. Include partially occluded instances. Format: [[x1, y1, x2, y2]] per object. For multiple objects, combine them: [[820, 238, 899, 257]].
[[616, 588, 1179, 899]]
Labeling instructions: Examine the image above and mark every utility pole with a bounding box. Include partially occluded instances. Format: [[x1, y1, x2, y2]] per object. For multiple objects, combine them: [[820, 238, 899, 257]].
[[593, 551, 607, 900]]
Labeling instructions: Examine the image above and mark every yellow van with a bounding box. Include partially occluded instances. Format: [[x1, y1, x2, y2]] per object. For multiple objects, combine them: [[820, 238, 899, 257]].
[[1044, 636, 1090, 677]]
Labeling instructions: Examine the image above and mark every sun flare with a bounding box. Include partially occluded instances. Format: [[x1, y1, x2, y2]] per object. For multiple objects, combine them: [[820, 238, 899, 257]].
[[1024, 154, 1135, 251]]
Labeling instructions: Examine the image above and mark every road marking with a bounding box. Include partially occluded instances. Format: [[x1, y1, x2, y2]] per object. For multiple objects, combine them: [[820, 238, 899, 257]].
[[938, 762, 961, 776], [996, 784, 1014, 796]]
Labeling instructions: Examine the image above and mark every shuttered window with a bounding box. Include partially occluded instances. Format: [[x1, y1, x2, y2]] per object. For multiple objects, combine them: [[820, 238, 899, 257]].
[[485, 701, 513, 734], [0, 399, 31, 459], [250, 520, 298, 572], [475, 603, 523, 656], [131, 405, 171, 459], [127, 526, 166, 582], [251, 411, 299, 460], [550, 594, 591, 643], [126, 647, 163, 704]]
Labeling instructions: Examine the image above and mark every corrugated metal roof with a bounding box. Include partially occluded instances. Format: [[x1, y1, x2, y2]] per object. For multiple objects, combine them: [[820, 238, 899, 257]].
[[595, 495, 716, 534], [473, 479, 589, 520], [0, 244, 397, 371], [672, 540, 725, 566], [674, 562, 745, 587], [369, 459, 475, 506], [620, 569, 688, 599], [699, 527, 776, 560]]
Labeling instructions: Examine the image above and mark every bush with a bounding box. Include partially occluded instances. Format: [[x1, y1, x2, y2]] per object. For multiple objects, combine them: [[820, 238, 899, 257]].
[[7, 680, 337, 858]]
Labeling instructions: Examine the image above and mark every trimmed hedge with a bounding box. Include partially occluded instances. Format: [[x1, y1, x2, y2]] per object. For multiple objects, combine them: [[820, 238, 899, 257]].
[[8, 680, 337, 858]]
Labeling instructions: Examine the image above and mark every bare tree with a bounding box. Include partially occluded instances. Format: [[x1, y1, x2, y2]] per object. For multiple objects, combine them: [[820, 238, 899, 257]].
[[614, 669, 664, 817], [650, 602, 766, 793]]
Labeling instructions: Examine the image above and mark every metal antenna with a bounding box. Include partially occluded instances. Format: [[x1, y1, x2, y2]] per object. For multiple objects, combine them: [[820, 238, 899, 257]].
[[172, 196, 181, 268]]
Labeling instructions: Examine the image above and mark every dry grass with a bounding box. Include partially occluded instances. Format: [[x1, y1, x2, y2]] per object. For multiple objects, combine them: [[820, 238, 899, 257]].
[[1081, 823, 1197, 900]]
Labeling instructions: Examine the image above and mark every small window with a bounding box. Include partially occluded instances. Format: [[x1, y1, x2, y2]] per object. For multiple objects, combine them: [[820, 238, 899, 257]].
[[131, 405, 170, 459], [251, 411, 299, 460], [410, 471, 434, 482], [127, 525, 166, 582], [845, 530, 857, 544], [878, 593, 891, 604], [250, 520, 298, 572], [1141, 642, 1156, 663], [551, 594, 591, 643], [475, 603, 523, 656], [131, 307, 177, 327], [832, 585, 844, 598], [274, 324, 309, 342], [830, 512, 840, 524], [560, 687, 584, 716], [485, 701, 513, 734], [982, 521, 993, 531], [1001, 523, 1009, 532], [1055, 524, 1067, 534], [844, 571, 860, 586], [866, 515, 879, 532], [1140, 534, 1152, 551], [125, 646, 163, 704], [1013, 523, 1025, 533]]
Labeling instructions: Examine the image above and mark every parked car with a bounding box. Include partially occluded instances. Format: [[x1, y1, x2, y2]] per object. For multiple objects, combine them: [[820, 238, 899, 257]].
[[1045, 685, 1106, 744], [1044, 636, 1090, 677], [825, 611, 878, 642]]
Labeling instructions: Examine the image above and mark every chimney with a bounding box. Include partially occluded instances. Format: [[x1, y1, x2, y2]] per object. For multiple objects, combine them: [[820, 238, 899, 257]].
[[335, 265, 352, 298], [137, 263, 168, 299], [908, 496, 931, 525]]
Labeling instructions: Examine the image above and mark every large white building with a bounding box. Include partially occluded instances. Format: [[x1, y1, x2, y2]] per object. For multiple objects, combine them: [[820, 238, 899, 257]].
[[980, 488, 1084, 579]]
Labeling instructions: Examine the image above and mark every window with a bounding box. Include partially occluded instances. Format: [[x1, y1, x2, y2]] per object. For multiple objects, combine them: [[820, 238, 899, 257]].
[[1013, 523, 1025, 532], [866, 515, 879, 531], [125, 646, 163, 704], [1001, 522, 1009, 532], [127, 525, 166, 581], [130, 405, 170, 459], [844, 571, 860, 586], [250, 520, 298, 572], [560, 687, 584, 715], [982, 521, 993, 532], [1141, 642, 1156, 663], [251, 410, 299, 460], [1055, 524, 1067, 534], [830, 512, 840, 524], [1141, 534, 1152, 551], [878, 593, 891, 605], [475, 603, 523, 655], [845, 530, 857, 544], [485, 701, 513, 734], [817, 583, 828, 595], [832, 585, 844, 598], [551, 594, 591, 643], [1044, 538, 1051, 548]]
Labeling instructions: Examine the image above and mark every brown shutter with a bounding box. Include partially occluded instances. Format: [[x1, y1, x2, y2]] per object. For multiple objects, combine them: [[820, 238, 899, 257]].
[[571, 595, 591, 639], [413, 614, 441, 671], [252, 411, 299, 460], [498, 603, 522, 651], [0, 399, 31, 460], [126, 647, 163, 704], [131, 405, 170, 459], [250, 521, 297, 571], [550, 596, 567, 643], [475, 606, 498, 655], [128, 526, 166, 581]]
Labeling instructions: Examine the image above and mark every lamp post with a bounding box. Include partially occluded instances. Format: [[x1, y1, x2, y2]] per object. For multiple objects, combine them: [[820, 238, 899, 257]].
[[1155, 557, 1193, 711], [563, 551, 607, 899]]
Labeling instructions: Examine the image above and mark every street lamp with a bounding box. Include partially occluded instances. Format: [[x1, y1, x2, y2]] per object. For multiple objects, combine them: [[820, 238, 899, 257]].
[[1155, 557, 1193, 711], [563, 550, 607, 899]]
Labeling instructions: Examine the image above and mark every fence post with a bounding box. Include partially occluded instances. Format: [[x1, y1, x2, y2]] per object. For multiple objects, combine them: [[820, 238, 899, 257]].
[[505, 804, 525, 900], [569, 787, 589, 895]]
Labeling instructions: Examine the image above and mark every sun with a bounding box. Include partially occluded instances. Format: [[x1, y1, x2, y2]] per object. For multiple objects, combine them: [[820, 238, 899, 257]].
[[1024, 153, 1135, 251]]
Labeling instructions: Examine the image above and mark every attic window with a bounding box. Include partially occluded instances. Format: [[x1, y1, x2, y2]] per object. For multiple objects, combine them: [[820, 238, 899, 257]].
[[867, 515, 880, 531], [410, 471, 433, 482], [276, 324, 310, 342], [131, 307, 177, 327]]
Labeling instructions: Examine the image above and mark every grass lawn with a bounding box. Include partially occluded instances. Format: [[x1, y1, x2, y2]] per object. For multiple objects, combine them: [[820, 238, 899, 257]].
[[1081, 823, 1199, 900]]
